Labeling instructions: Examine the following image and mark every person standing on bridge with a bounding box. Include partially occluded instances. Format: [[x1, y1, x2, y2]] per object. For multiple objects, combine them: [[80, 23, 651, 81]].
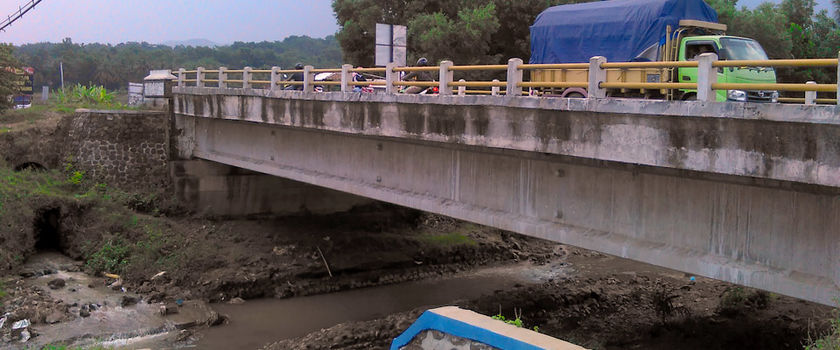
[[401, 57, 434, 94], [284, 63, 305, 90]]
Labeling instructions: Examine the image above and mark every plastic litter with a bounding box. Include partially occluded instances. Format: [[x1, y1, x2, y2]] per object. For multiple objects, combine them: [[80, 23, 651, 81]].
[[12, 319, 30, 330]]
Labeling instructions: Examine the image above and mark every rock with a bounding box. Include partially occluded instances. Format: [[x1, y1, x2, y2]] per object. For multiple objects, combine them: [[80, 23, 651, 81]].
[[175, 320, 197, 330], [159, 303, 179, 316], [79, 309, 90, 318], [120, 296, 138, 307], [20, 329, 30, 343], [47, 279, 66, 290], [147, 292, 165, 304], [20, 271, 34, 278], [206, 311, 227, 326], [46, 311, 64, 324], [228, 297, 245, 305]]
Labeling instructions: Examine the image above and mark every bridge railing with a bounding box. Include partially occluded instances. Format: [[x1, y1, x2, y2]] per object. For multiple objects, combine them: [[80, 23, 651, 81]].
[[170, 52, 840, 105]]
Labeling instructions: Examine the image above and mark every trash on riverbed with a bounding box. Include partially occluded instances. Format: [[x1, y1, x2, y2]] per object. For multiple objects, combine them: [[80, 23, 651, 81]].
[[104, 273, 121, 279], [20, 329, 30, 343], [12, 319, 30, 330], [151, 271, 167, 281]]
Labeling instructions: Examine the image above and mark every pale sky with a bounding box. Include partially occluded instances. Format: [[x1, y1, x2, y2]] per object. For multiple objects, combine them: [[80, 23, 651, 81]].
[[0, 0, 834, 45], [0, 0, 341, 45]]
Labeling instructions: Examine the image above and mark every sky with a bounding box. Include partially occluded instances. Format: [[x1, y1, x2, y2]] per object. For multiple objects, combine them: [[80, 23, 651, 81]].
[[737, 0, 833, 13], [0, 0, 835, 46], [0, 0, 340, 45]]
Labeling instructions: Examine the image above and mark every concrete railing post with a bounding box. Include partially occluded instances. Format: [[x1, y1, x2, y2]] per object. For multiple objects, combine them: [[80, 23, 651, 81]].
[[196, 67, 205, 88], [270, 66, 280, 92], [805, 81, 817, 105], [439, 60, 454, 95], [303, 65, 315, 92], [341, 64, 352, 93], [218, 67, 227, 88], [836, 51, 839, 105], [457, 79, 466, 96], [587, 56, 607, 99], [506, 58, 523, 96], [242, 67, 252, 89], [697, 53, 718, 102], [385, 62, 397, 94], [491, 79, 500, 96], [177, 68, 185, 87]]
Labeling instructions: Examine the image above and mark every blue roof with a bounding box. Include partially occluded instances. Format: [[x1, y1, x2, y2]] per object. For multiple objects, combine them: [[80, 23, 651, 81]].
[[529, 0, 718, 63]]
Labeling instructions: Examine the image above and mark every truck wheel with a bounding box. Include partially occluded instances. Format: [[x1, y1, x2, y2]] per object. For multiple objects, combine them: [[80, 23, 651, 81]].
[[565, 92, 585, 98], [682, 93, 697, 101]]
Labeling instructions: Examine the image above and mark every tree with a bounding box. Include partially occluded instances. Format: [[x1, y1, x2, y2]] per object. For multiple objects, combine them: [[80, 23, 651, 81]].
[[0, 44, 21, 112], [332, 0, 574, 66]]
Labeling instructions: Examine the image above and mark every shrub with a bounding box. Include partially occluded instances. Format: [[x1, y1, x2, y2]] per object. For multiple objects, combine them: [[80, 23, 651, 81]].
[[85, 238, 130, 275]]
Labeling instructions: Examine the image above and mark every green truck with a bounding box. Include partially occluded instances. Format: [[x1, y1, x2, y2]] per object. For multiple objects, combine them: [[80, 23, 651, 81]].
[[529, 0, 777, 102]]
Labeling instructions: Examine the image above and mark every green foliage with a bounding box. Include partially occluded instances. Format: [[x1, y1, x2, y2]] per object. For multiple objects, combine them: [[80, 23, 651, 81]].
[[717, 287, 771, 317], [0, 44, 21, 113], [491, 308, 539, 332], [85, 238, 130, 275], [332, 0, 572, 67], [805, 308, 840, 350], [67, 171, 85, 186], [651, 284, 690, 324], [419, 232, 477, 246], [16, 36, 342, 90]]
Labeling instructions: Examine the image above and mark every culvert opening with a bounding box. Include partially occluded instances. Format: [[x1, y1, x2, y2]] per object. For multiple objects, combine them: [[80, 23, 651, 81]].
[[34, 207, 62, 251], [14, 162, 47, 172]]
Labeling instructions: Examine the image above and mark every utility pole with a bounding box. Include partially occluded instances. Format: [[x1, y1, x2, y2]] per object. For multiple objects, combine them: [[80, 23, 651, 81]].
[[59, 61, 64, 91]]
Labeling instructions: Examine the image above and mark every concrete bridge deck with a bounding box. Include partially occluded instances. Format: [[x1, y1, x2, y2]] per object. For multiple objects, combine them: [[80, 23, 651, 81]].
[[171, 87, 840, 305]]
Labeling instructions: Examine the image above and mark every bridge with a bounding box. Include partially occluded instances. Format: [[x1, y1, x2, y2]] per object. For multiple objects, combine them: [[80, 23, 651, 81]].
[[159, 55, 840, 306]]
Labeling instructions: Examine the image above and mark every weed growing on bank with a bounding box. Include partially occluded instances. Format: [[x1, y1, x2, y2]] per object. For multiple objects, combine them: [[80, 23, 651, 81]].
[[717, 287, 771, 317], [0, 161, 182, 279], [0, 281, 6, 306], [804, 304, 840, 350], [491, 307, 540, 332]]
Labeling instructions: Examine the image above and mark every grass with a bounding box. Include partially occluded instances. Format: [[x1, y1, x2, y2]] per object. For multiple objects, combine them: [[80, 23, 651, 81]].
[[805, 305, 840, 350], [0, 161, 181, 279], [418, 232, 477, 247], [0, 86, 136, 130]]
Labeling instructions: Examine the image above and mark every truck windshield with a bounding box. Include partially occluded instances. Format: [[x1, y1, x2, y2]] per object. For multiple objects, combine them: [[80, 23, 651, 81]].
[[719, 37, 769, 60]]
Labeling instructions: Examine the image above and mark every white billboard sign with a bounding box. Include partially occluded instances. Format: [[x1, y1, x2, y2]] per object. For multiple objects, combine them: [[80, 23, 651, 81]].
[[375, 23, 407, 67]]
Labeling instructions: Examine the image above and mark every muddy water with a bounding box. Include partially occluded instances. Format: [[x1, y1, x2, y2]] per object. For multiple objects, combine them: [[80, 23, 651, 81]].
[[7, 252, 214, 350], [196, 262, 567, 349]]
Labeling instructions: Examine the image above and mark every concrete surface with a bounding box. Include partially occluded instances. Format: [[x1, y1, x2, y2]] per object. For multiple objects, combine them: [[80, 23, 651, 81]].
[[172, 159, 372, 216], [171, 88, 840, 306], [393, 306, 586, 350]]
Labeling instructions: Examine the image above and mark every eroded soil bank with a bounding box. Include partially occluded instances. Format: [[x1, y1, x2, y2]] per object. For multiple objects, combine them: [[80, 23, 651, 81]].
[[265, 247, 834, 350]]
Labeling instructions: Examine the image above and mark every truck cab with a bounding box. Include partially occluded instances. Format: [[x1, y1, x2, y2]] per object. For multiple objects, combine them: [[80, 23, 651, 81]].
[[677, 35, 778, 102]]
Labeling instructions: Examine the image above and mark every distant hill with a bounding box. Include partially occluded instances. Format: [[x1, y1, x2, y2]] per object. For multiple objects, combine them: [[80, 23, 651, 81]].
[[160, 38, 220, 47]]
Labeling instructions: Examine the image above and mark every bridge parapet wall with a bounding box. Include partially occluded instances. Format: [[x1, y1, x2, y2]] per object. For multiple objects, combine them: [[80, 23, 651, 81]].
[[173, 87, 840, 190]]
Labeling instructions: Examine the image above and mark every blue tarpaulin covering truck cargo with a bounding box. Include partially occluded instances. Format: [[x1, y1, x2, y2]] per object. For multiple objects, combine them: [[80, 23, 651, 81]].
[[527, 0, 777, 102], [530, 0, 718, 64]]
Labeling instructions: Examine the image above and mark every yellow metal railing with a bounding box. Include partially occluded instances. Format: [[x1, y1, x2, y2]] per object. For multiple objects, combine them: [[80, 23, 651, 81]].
[[169, 54, 839, 104]]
